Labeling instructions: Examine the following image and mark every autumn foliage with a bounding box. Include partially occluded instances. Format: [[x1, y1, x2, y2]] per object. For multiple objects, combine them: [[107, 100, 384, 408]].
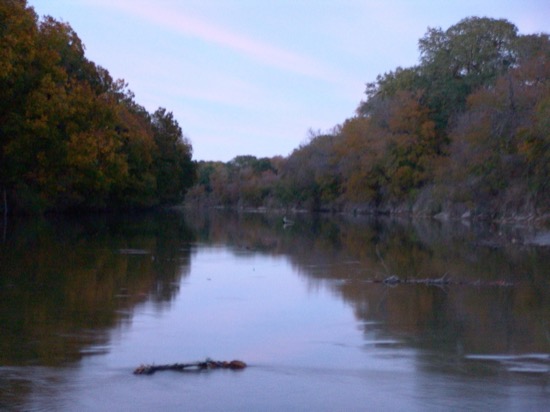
[[187, 17, 550, 220], [4, 3, 547, 219], [0, 1, 195, 213]]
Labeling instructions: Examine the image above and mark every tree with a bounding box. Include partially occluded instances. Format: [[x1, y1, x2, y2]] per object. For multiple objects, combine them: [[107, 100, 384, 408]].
[[447, 33, 550, 209], [346, 91, 439, 202], [357, 67, 421, 117], [277, 132, 341, 210], [64, 82, 129, 209], [418, 17, 518, 129], [113, 103, 158, 208], [380, 91, 439, 198], [36, 16, 95, 84], [151, 108, 195, 204], [0, 0, 38, 211], [1, 2, 196, 213], [333, 117, 385, 204]]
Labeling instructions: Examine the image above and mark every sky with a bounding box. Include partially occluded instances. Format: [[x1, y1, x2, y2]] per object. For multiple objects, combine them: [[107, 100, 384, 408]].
[[29, 1, 549, 162]]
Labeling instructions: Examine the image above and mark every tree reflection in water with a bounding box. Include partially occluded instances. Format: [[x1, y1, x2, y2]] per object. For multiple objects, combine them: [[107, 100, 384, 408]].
[[0, 212, 195, 367], [185, 210, 550, 365], [1, 209, 549, 409]]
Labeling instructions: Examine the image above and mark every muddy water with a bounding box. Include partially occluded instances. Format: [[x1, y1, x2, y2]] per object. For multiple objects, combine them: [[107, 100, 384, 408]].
[[1, 211, 549, 411]]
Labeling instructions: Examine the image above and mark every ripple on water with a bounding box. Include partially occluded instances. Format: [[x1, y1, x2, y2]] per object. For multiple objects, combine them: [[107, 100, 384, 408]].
[[465, 353, 550, 374]]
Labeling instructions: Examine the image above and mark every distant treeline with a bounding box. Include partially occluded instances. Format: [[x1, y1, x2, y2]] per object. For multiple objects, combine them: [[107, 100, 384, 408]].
[[187, 17, 550, 221], [1, 1, 195, 214]]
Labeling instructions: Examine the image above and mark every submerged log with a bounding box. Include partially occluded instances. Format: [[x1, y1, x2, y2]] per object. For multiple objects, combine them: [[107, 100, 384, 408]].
[[133, 359, 247, 375], [371, 275, 514, 287]]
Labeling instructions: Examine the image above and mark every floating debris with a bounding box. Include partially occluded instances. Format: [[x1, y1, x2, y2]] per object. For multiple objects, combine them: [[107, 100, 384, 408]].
[[465, 353, 550, 374], [133, 359, 247, 375], [118, 249, 150, 255], [369, 275, 514, 287], [383, 275, 401, 285], [283, 216, 294, 226]]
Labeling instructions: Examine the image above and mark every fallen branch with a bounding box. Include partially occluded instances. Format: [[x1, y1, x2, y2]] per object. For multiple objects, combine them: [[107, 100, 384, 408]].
[[370, 275, 514, 287], [133, 359, 247, 375]]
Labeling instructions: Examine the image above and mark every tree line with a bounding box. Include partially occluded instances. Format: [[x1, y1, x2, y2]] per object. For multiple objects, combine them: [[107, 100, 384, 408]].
[[1, 0, 195, 214], [187, 17, 550, 220], [2, 6, 548, 219]]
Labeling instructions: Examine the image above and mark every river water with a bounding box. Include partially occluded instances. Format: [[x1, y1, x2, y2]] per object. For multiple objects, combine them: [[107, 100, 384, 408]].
[[1, 210, 549, 411]]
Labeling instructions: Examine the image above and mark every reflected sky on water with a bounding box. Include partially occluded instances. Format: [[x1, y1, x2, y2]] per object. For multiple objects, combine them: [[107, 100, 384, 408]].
[[1, 211, 549, 410]]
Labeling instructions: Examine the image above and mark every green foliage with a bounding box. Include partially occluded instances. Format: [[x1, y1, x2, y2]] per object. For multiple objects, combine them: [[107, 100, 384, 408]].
[[349, 17, 548, 213], [0, 1, 196, 214], [184, 16, 549, 217], [151, 108, 195, 205], [443, 32, 550, 212], [277, 133, 342, 210], [357, 67, 421, 116], [418, 17, 518, 129], [186, 156, 280, 208]]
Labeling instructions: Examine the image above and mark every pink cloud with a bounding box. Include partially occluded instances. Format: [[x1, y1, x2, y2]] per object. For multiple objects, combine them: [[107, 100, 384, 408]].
[[86, 0, 339, 81]]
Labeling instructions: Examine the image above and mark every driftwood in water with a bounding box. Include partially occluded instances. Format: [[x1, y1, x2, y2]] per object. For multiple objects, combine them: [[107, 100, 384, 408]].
[[373, 246, 514, 288], [376, 246, 514, 287], [372, 275, 514, 287], [133, 359, 247, 375]]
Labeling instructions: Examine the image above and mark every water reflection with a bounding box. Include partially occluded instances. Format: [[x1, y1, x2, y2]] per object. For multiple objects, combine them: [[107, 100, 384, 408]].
[[184, 210, 550, 372], [0, 212, 195, 407], [1, 210, 549, 410], [1, 213, 195, 365]]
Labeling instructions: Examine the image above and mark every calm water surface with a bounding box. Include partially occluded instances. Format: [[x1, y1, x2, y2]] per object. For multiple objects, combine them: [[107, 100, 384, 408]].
[[1, 211, 549, 411]]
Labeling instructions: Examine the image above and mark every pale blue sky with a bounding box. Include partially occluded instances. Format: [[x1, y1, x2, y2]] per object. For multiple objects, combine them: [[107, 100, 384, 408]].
[[29, 1, 549, 161]]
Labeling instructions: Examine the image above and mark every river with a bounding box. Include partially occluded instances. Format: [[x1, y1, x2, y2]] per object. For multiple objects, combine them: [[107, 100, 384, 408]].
[[1, 210, 549, 411]]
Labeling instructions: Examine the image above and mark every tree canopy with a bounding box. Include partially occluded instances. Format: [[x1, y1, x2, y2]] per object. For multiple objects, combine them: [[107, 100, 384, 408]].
[[1, 1, 195, 214], [187, 17, 550, 220], [4, 5, 546, 219]]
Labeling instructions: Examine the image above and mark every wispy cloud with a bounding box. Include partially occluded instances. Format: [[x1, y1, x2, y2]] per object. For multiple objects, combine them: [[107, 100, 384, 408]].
[[83, 0, 340, 82], [120, 51, 267, 109]]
